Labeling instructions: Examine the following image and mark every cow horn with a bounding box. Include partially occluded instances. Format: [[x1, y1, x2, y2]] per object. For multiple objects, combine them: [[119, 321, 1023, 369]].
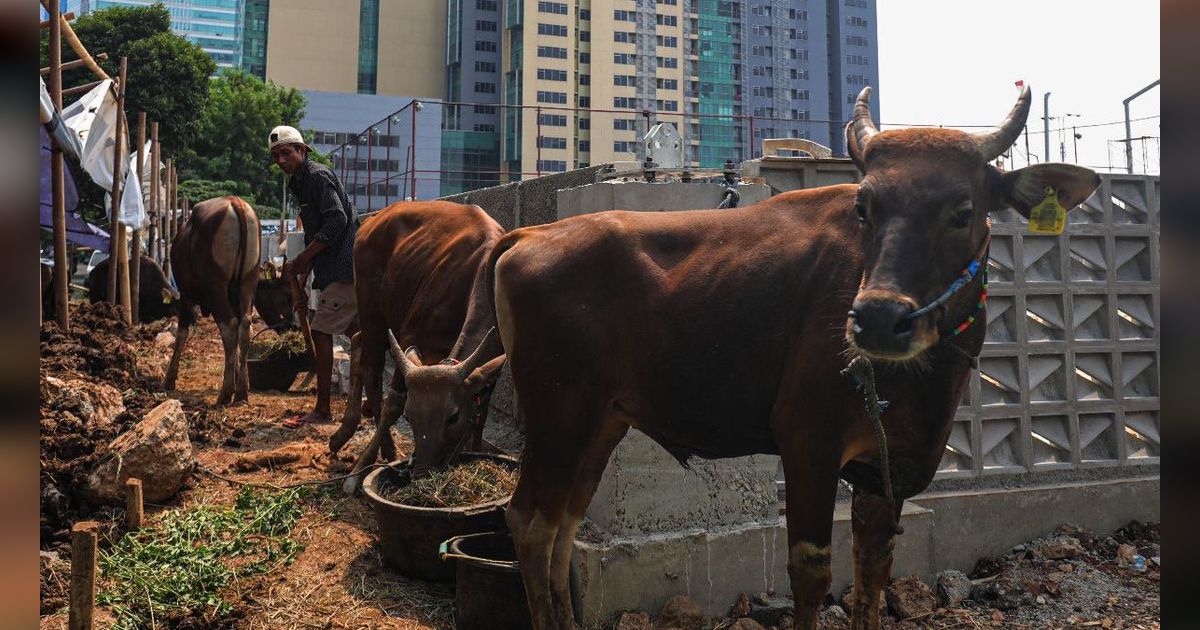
[[847, 86, 879, 154], [972, 84, 1032, 161], [387, 330, 419, 377], [457, 327, 498, 379]]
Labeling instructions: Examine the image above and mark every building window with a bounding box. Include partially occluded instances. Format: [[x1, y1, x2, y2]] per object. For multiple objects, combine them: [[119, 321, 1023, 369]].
[[846, 74, 870, 86], [579, 140, 590, 152], [847, 16, 870, 28], [476, 0, 497, 10], [614, 9, 635, 21], [578, 96, 590, 107], [845, 54, 870, 65], [845, 35, 869, 47], [613, 118, 638, 130], [539, 136, 567, 149], [656, 35, 678, 48], [656, 56, 678, 69], [537, 90, 568, 104], [474, 123, 496, 131], [614, 52, 637, 65], [791, 89, 809, 100], [614, 31, 636, 43], [790, 48, 809, 60], [537, 160, 567, 171], [475, 105, 497, 115], [578, 118, 590, 129], [845, 0, 868, 6], [613, 141, 636, 153], [476, 40, 497, 52], [579, 9, 590, 20], [656, 0, 677, 4], [788, 9, 807, 20], [537, 1, 567, 14], [537, 68, 568, 81], [656, 99, 678, 112], [538, 113, 568, 126], [475, 61, 497, 72], [578, 30, 590, 41], [656, 14, 677, 26], [474, 82, 497, 93], [752, 86, 774, 98], [789, 29, 807, 40], [476, 20, 497, 31], [579, 73, 590, 85], [538, 23, 568, 37], [538, 46, 568, 59], [656, 77, 678, 90], [578, 52, 591, 63], [613, 96, 636, 108], [791, 109, 810, 120], [789, 68, 809, 80], [614, 74, 637, 86]]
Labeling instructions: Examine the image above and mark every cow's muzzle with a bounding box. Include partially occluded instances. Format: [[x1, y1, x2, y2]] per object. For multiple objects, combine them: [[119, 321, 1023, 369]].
[[848, 294, 922, 357]]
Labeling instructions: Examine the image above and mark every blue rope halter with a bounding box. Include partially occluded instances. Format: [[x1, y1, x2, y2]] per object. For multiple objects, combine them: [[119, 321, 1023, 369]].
[[902, 233, 990, 322]]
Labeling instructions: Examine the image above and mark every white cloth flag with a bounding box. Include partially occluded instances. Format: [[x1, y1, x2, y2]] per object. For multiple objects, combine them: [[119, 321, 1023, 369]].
[[62, 79, 125, 193]]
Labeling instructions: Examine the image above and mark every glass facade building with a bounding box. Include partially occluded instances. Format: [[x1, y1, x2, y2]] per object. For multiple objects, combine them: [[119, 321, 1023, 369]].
[[90, 0, 245, 70]]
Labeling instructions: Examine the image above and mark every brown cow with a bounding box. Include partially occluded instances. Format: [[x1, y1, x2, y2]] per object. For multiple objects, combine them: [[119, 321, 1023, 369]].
[[487, 86, 1099, 630], [163, 196, 261, 405], [327, 201, 506, 488]]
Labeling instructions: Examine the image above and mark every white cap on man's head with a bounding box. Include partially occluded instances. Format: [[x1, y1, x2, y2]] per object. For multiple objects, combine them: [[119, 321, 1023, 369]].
[[269, 125, 307, 150]]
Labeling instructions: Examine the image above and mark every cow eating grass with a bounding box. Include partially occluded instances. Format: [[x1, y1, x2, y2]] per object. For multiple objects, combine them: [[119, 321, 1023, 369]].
[[487, 86, 1100, 630]]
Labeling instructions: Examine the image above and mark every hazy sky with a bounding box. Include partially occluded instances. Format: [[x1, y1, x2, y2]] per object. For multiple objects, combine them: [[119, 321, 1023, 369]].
[[875, 1, 1160, 172]]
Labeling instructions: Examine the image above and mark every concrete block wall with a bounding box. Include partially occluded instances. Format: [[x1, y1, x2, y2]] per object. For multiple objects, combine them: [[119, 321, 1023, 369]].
[[942, 174, 1160, 482]]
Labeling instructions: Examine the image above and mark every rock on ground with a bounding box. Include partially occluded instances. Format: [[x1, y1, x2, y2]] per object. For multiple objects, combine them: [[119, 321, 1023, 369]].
[[614, 611, 651, 630], [886, 575, 936, 620], [935, 569, 971, 607], [41, 377, 125, 427], [657, 595, 704, 630], [86, 399, 194, 504], [1034, 535, 1085, 560]]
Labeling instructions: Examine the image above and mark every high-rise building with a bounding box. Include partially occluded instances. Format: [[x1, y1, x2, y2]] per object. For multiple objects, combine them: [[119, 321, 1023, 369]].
[[473, 0, 878, 181], [256, 0, 445, 97], [88, 0, 246, 70]]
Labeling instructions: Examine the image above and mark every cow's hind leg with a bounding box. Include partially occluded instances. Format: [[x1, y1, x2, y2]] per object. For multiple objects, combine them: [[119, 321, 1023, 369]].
[[215, 318, 239, 405], [163, 306, 193, 390], [849, 487, 900, 630], [548, 413, 629, 629], [779, 447, 840, 630], [234, 316, 251, 402]]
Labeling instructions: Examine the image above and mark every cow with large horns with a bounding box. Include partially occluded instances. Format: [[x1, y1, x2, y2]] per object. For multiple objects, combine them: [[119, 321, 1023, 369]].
[[327, 201, 506, 488], [163, 196, 261, 405], [487, 85, 1099, 630]]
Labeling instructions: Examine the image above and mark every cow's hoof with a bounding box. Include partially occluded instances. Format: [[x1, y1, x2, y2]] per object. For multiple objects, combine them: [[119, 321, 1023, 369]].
[[341, 473, 361, 495], [328, 426, 355, 454], [163, 379, 176, 391], [216, 395, 233, 406]]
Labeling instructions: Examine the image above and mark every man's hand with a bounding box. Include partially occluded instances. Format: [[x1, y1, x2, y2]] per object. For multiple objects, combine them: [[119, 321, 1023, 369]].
[[286, 253, 314, 278]]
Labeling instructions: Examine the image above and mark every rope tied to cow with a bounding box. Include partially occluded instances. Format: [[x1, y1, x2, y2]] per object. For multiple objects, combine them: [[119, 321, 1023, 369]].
[[840, 355, 904, 535], [716, 185, 740, 209]]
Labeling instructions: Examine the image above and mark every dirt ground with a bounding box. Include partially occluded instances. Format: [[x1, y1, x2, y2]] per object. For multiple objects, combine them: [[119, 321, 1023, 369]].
[[39, 305, 1159, 629]]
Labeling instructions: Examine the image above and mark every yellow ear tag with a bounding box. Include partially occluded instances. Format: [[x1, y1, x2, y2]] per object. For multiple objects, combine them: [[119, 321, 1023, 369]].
[[1027, 186, 1067, 235]]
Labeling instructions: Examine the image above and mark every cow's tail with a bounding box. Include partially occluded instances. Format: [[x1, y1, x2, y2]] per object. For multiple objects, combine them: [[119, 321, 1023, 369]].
[[228, 196, 250, 318]]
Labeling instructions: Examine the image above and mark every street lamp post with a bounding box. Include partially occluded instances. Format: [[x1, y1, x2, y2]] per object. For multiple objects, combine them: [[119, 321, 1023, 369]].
[[1043, 92, 1051, 165]]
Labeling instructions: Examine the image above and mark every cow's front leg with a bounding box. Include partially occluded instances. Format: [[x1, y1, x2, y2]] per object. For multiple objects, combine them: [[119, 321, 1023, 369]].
[[162, 316, 191, 390], [779, 448, 839, 630], [849, 487, 900, 630]]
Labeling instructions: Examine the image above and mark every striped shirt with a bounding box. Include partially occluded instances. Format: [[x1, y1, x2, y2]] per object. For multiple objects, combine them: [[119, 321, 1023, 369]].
[[287, 159, 358, 289]]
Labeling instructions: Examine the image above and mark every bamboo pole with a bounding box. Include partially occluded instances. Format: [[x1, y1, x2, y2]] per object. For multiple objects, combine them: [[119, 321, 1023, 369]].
[[61, 79, 107, 99], [106, 57, 126, 307], [40, 0, 110, 81], [124, 479, 143, 530], [163, 158, 173, 277], [149, 122, 160, 262], [39, 51, 104, 75], [118, 225, 130, 321], [131, 112, 146, 322], [49, 0, 69, 331], [38, 11, 74, 28], [68, 521, 98, 630]]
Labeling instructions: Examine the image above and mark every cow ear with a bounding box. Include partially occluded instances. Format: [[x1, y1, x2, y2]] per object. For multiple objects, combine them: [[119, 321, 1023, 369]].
[[1000, 163, 1100, 218], [464, 355, 506, 393]]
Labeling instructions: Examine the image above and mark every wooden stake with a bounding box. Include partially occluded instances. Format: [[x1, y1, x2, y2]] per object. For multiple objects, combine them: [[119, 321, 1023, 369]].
[[118, 224, 130, 323], [68, 521, 98, 630], [61, 79, 108, 99], [125, 478, 144, 530], [39, 50, 103, 75], [149, 122, 160, 262], [39, 11, 74, 28], [106, 57, 127, 307], [49, 0, 69, 332], [130, 112, 146, 322]]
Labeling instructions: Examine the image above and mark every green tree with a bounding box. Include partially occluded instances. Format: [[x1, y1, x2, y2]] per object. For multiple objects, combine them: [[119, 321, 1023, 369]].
[[41, 3, 214, 156], [181, 70, 307, 210]]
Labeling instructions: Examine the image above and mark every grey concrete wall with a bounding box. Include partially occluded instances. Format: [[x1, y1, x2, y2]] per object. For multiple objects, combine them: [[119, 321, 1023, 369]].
[[556, 181, 771, 220]]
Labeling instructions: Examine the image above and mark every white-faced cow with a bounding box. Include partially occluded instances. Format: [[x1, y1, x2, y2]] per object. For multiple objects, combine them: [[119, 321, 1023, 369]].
[[327, 201, 506, 488], [485, 86, 1100, 630], [163, 196, 261, 405]]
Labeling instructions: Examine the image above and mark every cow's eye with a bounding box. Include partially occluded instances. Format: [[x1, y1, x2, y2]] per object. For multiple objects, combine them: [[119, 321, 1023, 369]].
[[854, 203, 868, 223], [951, 207, 973, 228]]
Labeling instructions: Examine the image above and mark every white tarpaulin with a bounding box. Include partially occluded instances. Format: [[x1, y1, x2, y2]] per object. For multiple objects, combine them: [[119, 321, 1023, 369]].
[[62, 79, 125, 194], [39, 77, 82, 159], [119, 147, 147, 229]]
